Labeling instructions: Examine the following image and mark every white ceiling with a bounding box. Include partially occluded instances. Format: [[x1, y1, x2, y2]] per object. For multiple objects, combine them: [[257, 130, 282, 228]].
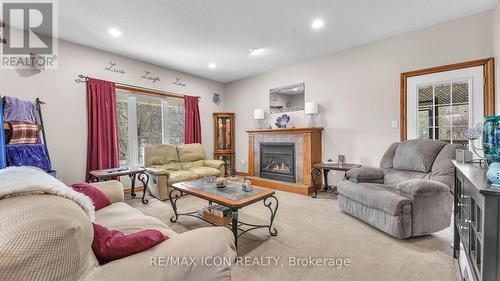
[[58, 0, 498, 83]]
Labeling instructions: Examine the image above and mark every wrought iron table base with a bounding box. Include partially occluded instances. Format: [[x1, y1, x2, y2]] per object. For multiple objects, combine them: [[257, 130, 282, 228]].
[[94, 172, 149, 204], [136, 172, 150, 204], [168, 189, 278, 248], [126, 172, 150, 204], [311, 167, 340, 198], [128, 174, 137, 197]]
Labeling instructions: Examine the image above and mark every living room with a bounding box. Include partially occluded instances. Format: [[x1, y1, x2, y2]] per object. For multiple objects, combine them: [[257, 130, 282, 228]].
[[1, 0, 500, 280]]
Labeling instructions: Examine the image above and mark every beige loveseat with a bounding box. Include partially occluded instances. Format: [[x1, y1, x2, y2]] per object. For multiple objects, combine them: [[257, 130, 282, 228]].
[[0, 179, 236, 281], [144, 143, 225, 200]]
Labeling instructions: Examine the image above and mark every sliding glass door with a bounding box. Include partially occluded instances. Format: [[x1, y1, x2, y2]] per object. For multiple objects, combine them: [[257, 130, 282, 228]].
[[116, 90, 184, 166]]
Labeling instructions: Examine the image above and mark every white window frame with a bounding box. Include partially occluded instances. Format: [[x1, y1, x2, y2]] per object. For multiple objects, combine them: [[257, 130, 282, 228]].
[[118, 91, 172, 166], [406, 66, 484, 141], [127, 95, 139, 165], [161, 99, 169, 144], [416, 78, 472, 143]]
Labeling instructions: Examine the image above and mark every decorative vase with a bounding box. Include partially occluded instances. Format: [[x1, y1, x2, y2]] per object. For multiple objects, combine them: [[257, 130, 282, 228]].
[[483, 116, 500, 163], [487, 162, 500, 187], [275, 114, 290, 128]]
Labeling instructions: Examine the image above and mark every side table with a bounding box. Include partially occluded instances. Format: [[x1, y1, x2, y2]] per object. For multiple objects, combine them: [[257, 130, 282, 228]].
[[311, 163, 361, 198], [89, 167, 150, 204]]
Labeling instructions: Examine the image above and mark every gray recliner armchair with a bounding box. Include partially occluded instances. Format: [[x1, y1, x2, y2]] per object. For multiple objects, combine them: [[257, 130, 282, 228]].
[[337, 139, 460, 239]]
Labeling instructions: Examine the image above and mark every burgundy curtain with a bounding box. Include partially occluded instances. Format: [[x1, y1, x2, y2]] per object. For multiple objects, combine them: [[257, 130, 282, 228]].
[[86, 78, 119, 181], [184, 95, 202, 144]]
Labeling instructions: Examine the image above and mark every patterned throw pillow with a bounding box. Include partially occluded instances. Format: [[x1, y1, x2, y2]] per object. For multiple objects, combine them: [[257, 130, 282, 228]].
[[8, 122, 39, 144]]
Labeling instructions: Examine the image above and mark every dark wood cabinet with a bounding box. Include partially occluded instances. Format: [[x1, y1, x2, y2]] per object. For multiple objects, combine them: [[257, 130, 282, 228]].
[[453, 161, 500, 281], [213, 113, 235, 176]]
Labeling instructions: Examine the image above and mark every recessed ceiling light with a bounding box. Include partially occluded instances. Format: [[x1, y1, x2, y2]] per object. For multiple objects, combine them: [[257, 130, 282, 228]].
[[208, 63, 216, 69], [108, 28, 122, 37], [249, 47, 264, 56], [311, 19, 324, 30]]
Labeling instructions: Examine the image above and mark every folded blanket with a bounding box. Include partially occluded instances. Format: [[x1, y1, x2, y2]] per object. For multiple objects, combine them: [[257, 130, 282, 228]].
[[7, 122, 39, 144], [0, 166, 95, 220], [3, 96, 39, 123], [6, 144, 52, 171]]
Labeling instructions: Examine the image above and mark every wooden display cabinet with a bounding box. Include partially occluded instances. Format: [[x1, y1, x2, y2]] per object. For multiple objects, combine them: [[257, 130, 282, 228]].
[[213, 113, 235, 176]]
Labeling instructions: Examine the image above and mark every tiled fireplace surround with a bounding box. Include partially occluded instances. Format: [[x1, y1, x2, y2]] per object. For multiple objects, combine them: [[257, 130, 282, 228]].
[[254, 134, 305, 184], [246, 128, 323, 195]]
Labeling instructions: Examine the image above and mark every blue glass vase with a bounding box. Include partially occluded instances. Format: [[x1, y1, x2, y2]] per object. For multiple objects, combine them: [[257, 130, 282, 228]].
[[487, 162, 500, 187], [483, 116, 500, 163]]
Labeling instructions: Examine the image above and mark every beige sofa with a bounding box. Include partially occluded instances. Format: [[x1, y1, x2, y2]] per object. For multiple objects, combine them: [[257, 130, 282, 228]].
[[0, 180, 236, 281], [144, 143, 225, 200]]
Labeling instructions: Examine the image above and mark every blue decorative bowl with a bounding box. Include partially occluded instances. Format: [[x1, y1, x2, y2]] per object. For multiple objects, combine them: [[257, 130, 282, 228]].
[[483, 116, 500, 163], [487, 162, 500, 187]]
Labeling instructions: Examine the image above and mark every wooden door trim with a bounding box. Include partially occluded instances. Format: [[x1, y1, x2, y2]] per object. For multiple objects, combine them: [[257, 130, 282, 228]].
[[400, 58, 495, 141]]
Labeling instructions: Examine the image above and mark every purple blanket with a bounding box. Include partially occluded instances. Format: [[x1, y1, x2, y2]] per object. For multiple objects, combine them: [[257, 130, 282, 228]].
[[6, 144, 52, 172], [3, 96, 39, 123]]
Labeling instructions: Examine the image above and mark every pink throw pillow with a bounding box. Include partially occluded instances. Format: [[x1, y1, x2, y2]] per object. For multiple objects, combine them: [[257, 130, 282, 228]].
[[71, 182, 112, 210], [91, 223, 168, 263]]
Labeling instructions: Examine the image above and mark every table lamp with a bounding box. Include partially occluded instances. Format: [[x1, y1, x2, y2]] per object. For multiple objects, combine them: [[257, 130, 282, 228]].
[[254, 109, 265, 129], [305, 102, 319, 127]]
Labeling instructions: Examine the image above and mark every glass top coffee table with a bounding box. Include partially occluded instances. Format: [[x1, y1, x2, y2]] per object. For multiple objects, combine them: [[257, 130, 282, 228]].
[[169, 180, 278, 248]]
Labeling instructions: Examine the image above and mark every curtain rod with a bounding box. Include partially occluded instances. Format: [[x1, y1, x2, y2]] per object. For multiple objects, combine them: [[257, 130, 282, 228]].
[[75, 75, 201, 100]]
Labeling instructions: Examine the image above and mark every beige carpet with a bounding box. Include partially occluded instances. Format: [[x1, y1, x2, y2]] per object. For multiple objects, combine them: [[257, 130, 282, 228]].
[[128, 187, 459, 281]]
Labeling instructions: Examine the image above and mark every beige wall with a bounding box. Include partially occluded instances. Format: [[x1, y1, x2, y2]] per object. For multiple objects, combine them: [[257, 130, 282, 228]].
[[2, 9, 496, 185], [494, 2, 500, 109], [0, 39, 224, 184], [224, 12, 494, 177]]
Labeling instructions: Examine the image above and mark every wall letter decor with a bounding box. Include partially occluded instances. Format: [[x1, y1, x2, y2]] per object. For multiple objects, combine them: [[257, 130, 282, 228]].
[[173, 77, 186, 87], [104, 61, 126, 74], [141, 70, 160, 83]]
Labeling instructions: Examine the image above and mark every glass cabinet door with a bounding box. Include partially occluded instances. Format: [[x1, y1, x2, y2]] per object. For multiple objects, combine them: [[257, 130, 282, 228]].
[[217, 117, 232, 150], [213, 113, 235, 176], [217, 154, 235, 176]]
